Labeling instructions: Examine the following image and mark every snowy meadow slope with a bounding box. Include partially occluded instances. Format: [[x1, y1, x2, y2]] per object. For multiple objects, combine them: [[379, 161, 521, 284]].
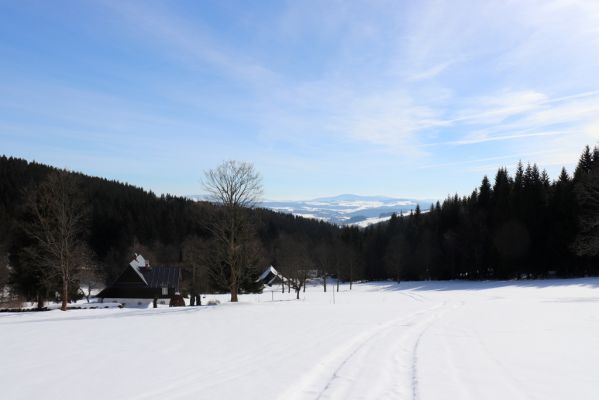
[[2, 279, 598, 400]]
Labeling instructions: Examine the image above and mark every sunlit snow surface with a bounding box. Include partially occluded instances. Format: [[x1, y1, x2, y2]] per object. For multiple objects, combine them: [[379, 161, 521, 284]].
[[2, 279, 599, 400]]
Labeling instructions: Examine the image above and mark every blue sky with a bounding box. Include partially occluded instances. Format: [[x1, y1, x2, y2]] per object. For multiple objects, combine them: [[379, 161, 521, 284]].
[[1, 0, 599, 200]]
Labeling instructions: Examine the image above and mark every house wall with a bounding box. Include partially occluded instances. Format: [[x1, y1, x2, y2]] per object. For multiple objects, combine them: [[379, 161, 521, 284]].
[[100, 298, 157, 308]]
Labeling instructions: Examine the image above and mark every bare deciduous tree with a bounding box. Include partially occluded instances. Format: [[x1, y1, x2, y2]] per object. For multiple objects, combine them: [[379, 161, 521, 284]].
[[276, 235, 310, 300], [203, 160, 263, 302], [313, 243, 335, 292], [23, 170, 89, 311], [338, 243, 362, 290], [77, 249, 103, 303], [182, 236, 212, 306], [329, 239, 347, 292]]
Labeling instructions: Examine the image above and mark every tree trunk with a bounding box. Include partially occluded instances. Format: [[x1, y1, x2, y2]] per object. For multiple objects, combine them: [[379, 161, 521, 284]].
[[36, 292, 44, 309], [229, 260, 239, 302], [197, 294, 202, 306], [191, 266, 197, 305], [323, 276, 327, 292], [61, 278, 68, 311], [303, 271, 307, 292], [336, 279, 339, 292], [296, 287, 300, 299]]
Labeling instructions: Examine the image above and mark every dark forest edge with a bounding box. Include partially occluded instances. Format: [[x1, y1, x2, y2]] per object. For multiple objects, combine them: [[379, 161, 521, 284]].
[[0, 144, 598, 307]]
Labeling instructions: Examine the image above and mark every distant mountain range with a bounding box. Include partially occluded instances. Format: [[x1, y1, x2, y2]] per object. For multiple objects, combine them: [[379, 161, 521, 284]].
[[189, 194, 435, 227], [262, 194, 436, 226]]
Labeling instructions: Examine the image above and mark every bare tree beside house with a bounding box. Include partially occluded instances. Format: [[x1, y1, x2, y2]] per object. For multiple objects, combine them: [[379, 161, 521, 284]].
[[275, 235, 310, 300], [209, 226, 265, 295], [203, 160, 263, 302], [78, 250, 103, 303], [313, 242, 335, 292], [22, 170, 89, 311], [182, 236, 211, 306]]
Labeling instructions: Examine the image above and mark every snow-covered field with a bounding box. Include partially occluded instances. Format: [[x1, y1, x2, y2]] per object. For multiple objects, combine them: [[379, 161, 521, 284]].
[[2, 279, 598, 400]]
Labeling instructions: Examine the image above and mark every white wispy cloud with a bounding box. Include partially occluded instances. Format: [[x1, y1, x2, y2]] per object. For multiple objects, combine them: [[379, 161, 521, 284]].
[[444, 131, 569, 146], [417, 149, 562, 170], [97, 1, 599, 162], [451, 90, 548, 125], [101, 1, 276, 86], [451, 90, 599, 146], [406, 60, 458, 82]]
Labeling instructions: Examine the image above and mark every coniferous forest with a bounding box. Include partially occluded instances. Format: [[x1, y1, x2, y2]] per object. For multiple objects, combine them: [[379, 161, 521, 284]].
[[1, 145, 599, 304]]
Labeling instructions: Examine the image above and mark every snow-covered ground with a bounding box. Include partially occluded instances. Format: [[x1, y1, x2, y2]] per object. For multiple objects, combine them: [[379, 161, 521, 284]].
[[2, 279, 598, 400], [348, 215, 396, 227]]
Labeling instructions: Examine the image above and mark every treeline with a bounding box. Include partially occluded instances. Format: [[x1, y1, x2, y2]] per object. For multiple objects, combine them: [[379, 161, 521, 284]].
[[1, 144, 599, 305], [363, 145, 599, 280], [0, 156, 344, 304]]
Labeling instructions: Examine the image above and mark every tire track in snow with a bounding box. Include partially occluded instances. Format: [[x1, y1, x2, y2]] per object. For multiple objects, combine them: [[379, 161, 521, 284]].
[[398, 291, 425, 303], [280, 302, 452, 400], [410, 320, 427, 400], [322, 303, 449, 400], [409, 301, 466, 400]]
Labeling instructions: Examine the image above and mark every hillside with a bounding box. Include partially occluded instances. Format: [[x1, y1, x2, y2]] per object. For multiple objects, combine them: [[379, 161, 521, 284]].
[[0, 156, 343, 288], [3, 145, 599, 304]]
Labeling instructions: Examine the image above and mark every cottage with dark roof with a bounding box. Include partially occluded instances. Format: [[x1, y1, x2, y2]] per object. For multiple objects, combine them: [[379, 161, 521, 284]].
[[97, 254, 182, 308]]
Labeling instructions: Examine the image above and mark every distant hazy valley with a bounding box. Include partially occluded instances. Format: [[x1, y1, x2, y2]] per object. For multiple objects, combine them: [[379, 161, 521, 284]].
[[190, 194, 434, 226]]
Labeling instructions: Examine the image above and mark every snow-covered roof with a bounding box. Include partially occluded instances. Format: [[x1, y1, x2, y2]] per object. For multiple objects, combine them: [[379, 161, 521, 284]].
[[129, 254, 148, 285], [256, 266, 285, 285], [257, 266, 279, 281]]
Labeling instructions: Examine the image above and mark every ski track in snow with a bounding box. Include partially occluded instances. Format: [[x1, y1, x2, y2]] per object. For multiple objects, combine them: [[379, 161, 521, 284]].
[[281, 300, 455, 400]]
